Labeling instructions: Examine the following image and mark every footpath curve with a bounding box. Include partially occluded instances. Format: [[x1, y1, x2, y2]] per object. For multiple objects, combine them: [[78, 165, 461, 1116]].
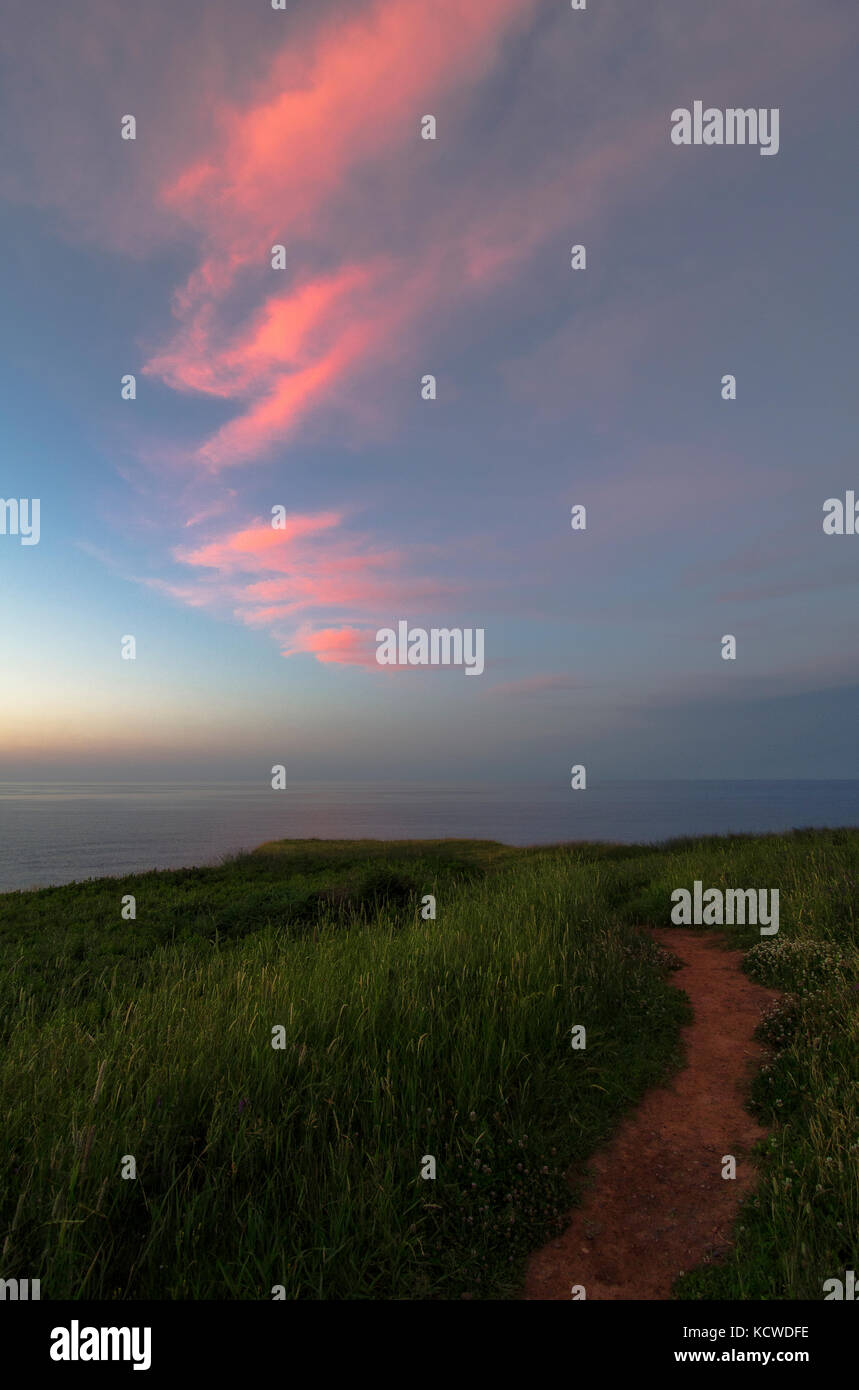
[[523, 928, 780, 1300]]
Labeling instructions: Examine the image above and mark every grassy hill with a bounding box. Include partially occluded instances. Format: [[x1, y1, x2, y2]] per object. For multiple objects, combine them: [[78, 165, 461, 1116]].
[[1, 831, 857, 1299]]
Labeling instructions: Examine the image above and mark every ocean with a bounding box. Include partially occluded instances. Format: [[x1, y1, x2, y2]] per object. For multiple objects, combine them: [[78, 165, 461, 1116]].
[[1, 779, 858, 893]]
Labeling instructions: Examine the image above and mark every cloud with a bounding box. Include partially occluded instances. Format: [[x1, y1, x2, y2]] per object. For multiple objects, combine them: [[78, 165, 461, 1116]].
[[136, 0, 544, 469], [140, 0, 854, 473], [159, 510, 461, 664], [281, 625, 378, 669], [179, 512, 343, 571], [8, 0, 855, 697]]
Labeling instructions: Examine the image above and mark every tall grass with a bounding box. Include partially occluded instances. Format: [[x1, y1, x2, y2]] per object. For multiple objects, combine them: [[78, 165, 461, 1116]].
[[2, 830, 857, 1300], [0, 842, 686, 1299]]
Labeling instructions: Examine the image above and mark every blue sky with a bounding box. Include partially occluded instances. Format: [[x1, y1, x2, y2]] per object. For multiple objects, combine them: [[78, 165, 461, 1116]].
[[1, 0, 858, 782]]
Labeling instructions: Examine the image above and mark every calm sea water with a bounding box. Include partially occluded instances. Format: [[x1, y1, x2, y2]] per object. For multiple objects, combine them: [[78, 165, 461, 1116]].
[[0, 780, 858, 893]]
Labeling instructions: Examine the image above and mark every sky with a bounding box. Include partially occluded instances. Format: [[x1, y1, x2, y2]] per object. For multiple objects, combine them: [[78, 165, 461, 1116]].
[[1, 0, 858, 783]]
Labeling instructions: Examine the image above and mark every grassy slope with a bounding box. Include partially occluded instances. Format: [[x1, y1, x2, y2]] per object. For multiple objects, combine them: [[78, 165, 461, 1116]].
[[0, 830, 856, 1299]]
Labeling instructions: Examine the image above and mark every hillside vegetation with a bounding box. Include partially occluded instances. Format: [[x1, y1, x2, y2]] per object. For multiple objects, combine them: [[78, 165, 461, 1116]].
[[1, 830, 856, 1299]]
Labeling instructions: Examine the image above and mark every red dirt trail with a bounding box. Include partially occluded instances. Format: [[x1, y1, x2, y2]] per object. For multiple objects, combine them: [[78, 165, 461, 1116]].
[[522, 929, 780, 1300]]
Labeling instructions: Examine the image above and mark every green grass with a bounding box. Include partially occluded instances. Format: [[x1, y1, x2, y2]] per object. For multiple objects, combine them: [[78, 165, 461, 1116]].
[[0, 830, 857, 1299]]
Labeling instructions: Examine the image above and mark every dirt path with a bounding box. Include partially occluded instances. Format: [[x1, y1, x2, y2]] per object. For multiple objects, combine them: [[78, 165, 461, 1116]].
[[522, 929, 780, 1300]]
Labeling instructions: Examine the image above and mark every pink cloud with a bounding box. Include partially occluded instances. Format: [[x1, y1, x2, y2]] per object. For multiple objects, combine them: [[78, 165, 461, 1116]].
[[7, 0, 852, 684], [145, 263, 376, 400], [135, 0, 544, 470], [135, 0, 854, 480], [159, 511, 461, 666], [179, 512, 343, 571], [158, 0, 539, 251], [282, 625, 378, 669]]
